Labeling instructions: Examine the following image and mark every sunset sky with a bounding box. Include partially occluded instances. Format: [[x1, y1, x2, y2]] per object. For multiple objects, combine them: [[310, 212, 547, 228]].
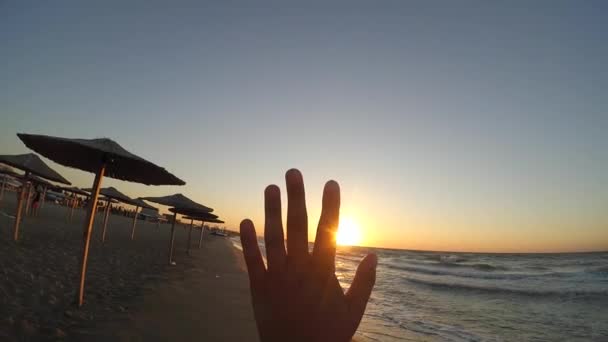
[[1, 1, 606, 252]]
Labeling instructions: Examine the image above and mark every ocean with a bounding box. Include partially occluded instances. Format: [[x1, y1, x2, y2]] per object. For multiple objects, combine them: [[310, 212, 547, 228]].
[[232, 239, 608, 341]]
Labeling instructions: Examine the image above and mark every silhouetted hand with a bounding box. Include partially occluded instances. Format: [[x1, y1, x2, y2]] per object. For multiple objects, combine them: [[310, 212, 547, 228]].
[[240, 169, 377, 342]]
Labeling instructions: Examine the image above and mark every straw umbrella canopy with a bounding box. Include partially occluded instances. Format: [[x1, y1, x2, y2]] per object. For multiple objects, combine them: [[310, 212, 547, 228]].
[[0, 164, 19, 176], [0, 154, 71, 184], [129, 198, 155, 240], [138, 207, 164, 228], [29, 175, 53, 187], [84, 186, 130, 201], [59, 186, 90, 196], [183, 214, 224, 251], [141, 193, 212, 234], [140, 194, 212, 212], [139, 207, 163, 221], [0, 165, 22, 181], [141, 194, 213, 265], [0, 153, 71, 240], [16, 133, 185, 307]]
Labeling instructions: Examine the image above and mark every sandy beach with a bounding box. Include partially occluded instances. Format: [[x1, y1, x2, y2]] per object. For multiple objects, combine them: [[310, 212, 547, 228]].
[[0, 192, 258, 341]]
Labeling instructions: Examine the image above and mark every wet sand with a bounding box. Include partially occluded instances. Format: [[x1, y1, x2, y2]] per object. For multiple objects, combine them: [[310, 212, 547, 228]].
[[108, 233, 258, 342], [0, 192, 258, 341]]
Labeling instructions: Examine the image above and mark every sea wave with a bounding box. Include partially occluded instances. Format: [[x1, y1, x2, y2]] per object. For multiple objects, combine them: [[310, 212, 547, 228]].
[[383, 263, 529, 280], [356, 249, 608, 341], [471, 263, 508, 271], [431, 261, 509, 271], [402, 276, 608, 299], [587, 265, 608, 275], [416, 253, 469, 263], [524, 265, 550, 271], [336, 255, 367, 263]]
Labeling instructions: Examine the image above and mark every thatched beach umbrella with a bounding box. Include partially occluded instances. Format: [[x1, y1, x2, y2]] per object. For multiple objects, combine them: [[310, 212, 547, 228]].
[[140, 193, 212, 212], [129, 198, 155, 240], [17, 133, 185, 307], [0, 153, 71, 240], [168, 207, 216, 261], [140, 194, 213, 265], [183, 214, 223, 252], [91, 186, 135, 203], [60, 186, 90, 197]]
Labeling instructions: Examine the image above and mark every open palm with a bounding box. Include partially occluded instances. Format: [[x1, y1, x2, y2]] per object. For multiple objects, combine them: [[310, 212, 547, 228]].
[[240, 169, 377, 342]]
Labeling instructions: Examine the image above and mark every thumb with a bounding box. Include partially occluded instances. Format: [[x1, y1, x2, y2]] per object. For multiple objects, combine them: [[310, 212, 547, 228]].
[[346, 253, 377, 325]]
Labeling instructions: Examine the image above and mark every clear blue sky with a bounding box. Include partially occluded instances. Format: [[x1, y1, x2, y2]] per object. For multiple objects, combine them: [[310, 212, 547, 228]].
[[1, 1, 607, 252]]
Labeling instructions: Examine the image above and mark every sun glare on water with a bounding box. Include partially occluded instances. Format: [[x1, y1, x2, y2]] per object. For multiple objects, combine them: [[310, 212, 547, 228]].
[[336, 216, 362, 246]]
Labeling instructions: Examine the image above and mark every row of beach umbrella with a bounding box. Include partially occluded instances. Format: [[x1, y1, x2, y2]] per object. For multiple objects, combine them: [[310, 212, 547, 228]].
[[1, 133, 224, 307], [0, 153, 71, 240]]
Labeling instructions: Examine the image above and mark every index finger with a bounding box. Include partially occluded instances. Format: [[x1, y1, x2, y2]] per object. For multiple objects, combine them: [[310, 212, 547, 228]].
[[312, 180, 340, 274]]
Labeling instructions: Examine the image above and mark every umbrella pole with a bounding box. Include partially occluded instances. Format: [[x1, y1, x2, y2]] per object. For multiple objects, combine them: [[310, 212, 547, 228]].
[[168, 212, 177, 265], [65, 196, 71, 221], [187, 219, 194, 256], [101, 201, 111, 243], [34, 185, 44, 216], [27, 183, 35, 216], [24, 183, 32, 216], [39, 185, 47, 212], [69, 195, 78, 222], [198, 221, 205, 248], [0, 177, 5, 202], [12, 180, 29, 241], [29, 184, 36, 216], [77, 165, 105, 307], [130, 206, 139, 240]]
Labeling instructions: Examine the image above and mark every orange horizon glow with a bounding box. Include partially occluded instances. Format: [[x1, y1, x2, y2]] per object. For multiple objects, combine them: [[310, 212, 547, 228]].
[[216, 199, 608, 254], [12, 159, 605, 255]]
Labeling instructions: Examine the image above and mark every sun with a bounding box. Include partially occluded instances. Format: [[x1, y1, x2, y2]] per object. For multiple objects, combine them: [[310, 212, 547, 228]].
[[336, 216, 362, 246]]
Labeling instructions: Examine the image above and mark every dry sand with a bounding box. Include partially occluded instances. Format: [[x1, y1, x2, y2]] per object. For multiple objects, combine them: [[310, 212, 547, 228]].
[[0, 192, 258, 341]]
